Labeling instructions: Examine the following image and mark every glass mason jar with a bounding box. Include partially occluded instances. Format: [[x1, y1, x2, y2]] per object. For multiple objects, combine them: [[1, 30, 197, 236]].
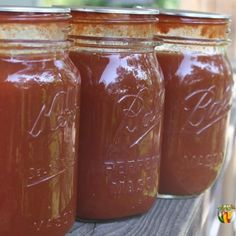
[[154, 9, 234, 198], [0, 7, 80, 236], [69, 7, 164, 220]]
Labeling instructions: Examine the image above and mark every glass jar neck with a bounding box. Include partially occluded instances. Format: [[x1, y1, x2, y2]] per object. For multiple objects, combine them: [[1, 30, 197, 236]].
[[0, 12, 71, 55], [156, 15, 230, 41], [71, 11, 157, 40], [70, 11, 158, 53], [0, 12, 71, 41]]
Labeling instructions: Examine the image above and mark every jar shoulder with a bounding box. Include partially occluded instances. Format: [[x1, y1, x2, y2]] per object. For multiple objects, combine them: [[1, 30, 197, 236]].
[[0, 54, 81, 87], [156, 51, 233, 85], [70, 51, 163, 89]]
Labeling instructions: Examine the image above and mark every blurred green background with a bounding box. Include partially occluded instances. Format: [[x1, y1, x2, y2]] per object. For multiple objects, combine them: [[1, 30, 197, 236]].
[[50, 0, 179, 8], [0, 0, 180, 8]]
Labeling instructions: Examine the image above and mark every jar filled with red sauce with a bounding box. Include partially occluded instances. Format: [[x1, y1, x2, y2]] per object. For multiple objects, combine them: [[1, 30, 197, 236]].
[[69, 7, 164, 220], [0, 7, 80, 236], [154, 9, 234, 197]]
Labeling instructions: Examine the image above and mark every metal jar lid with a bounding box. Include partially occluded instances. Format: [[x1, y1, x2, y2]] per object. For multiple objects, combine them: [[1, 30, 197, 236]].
[[0, 6, 70, 13], [71, 6, 159, 15], [159, 9, 230, 20]]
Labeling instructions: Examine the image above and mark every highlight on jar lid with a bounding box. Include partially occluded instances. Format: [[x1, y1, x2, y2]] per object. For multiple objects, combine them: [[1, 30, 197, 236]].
[[0, 6, 71, 41], [0, 6, 70, 13], [71, 6, 159, 15], [159, 8, 230, 19], [70, 6, 159, 39], [155, 8, 231, 40]]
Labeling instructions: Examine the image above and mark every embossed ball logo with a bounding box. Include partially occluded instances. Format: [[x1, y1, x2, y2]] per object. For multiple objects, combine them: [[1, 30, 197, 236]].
[[218, 204, 235, 224]]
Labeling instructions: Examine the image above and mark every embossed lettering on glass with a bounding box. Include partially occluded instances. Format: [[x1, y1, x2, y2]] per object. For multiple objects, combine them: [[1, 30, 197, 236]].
[[69, 7, 164, 220], [154, 9, 233, 197], [0, 7, 80, 236]]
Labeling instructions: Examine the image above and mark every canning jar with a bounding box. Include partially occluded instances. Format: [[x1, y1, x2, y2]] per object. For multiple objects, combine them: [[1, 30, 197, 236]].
[[155, 9, 233, 197], [0, 7, 80, 236], [70, 7, 164, 220]]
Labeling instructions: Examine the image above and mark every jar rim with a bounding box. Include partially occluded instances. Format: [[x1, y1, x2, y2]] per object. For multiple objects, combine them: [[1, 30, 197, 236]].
[[70, 6, 159, 15], [0, 6, 70, 13]]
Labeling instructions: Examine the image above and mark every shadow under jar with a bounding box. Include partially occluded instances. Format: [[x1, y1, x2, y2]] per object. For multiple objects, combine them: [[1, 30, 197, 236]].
[[154, 9, 234, 198], [69, 7, 164, 221], [0, 7, 81, 236]]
